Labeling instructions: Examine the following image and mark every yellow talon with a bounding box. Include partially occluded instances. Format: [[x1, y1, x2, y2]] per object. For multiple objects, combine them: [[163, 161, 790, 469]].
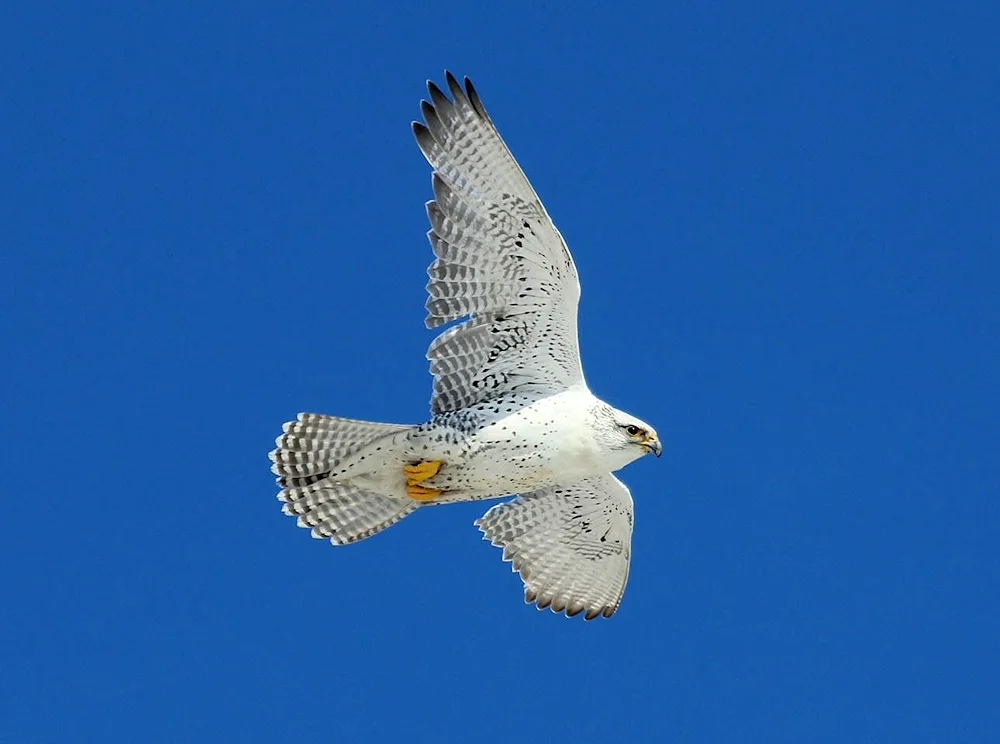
[[403, 460, 443, 485], [406, 484, 442, 501]]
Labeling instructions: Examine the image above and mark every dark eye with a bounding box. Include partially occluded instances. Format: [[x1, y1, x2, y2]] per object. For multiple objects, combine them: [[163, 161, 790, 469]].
[[626, 425, 642, 436]]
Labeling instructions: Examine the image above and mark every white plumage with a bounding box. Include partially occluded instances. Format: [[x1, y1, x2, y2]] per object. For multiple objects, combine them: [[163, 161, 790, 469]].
[[270, 72, 661, 620], [476, 474, 634, 620]]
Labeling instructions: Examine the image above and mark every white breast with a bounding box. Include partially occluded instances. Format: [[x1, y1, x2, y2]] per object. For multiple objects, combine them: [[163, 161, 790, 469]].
[[470, 388, 604, 482]]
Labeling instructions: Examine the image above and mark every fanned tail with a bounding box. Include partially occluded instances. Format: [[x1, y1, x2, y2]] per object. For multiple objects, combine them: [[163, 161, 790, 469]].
[[270, 413, 418, 544]]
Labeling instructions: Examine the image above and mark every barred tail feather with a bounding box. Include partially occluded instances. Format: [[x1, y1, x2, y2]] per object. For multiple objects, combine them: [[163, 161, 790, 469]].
[[280, 481, 420, 545], [270, 412, 417, 545], [270, 412, 410, 487]]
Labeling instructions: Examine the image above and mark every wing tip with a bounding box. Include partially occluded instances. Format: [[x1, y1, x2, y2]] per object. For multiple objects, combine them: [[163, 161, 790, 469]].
[[444, 70, 463, 99], [426, 70, 487, 121], [522, 588, 619, 621], [412, 121, 435, 160], [427, 79, 450, 110], [419, 99, 437, 124], [464, 76, 489, 121]]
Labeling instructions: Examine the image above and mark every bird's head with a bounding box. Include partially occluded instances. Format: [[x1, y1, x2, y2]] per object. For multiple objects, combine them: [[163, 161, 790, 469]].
[[597, 406, 662, 465]]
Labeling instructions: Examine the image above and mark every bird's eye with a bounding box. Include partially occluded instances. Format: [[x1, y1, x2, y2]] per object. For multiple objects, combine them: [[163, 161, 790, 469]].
[[625, 425, 642, 437]]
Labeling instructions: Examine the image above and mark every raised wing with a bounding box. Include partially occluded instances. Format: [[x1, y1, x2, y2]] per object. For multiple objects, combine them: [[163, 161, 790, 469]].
[[475, 473, 634, 620], [413, 72, 585, 413]]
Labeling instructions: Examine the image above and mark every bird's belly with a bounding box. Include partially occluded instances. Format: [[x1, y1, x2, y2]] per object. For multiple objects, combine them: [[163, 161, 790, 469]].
[[429, 428, 601, 500]]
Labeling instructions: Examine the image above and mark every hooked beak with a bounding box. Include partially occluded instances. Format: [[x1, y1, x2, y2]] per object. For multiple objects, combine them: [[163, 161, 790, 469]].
[[642, 435, 662, 458]]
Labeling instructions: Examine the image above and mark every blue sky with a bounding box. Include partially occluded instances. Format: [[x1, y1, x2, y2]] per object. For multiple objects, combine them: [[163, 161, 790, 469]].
[[3, 2, 998, 742]]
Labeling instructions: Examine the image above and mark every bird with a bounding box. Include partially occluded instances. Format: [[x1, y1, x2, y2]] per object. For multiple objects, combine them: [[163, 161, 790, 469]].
[[270, 72, 661, 620]]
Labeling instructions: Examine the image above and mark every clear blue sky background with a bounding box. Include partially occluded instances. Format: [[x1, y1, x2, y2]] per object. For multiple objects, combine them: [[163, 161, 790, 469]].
[[3, 2, 997, 742]]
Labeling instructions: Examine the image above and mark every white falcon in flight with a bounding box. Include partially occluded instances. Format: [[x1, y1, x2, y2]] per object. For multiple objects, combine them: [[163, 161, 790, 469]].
[[271, 72, 661, 619]]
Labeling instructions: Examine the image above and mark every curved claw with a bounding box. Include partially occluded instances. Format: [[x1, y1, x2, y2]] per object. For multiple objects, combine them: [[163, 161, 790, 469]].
[[406, 483, 442, 501], [404, 460, 443, 484]]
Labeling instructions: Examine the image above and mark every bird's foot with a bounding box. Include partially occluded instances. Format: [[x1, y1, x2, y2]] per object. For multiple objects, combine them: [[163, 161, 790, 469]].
[[404, 460, 444, 501], [403, 460, 443, 484], [406, 483, 443, 501]]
